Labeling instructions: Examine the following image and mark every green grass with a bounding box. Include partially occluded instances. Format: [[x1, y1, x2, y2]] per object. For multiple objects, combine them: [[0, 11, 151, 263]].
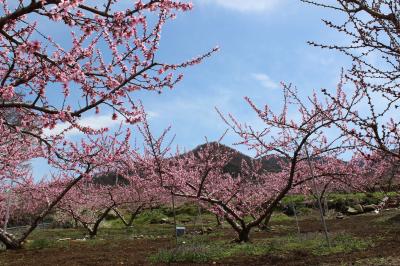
[[5, 197, 386, 257], [282, 194, 307, 205], [276, 233, 371, 256], [270, 213, 293, 222], [282, 191, 398, 209], [328, 191, 397, 205], [133, 209, 169, 225], [148, 232, 371, 263], [149, 244, 215, 263], [22, 225, 174, 251]]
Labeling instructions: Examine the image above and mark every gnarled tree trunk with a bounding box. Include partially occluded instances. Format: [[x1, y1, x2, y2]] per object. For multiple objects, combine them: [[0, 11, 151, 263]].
[[0, 168, 91, 249], [237, 227, 251, 243], [0, 229, 22, 249]]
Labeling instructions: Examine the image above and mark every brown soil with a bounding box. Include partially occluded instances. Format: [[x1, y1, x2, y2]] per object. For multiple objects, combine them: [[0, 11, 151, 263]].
[[223, 215, 400, 266], [1, 212, 399, 266]]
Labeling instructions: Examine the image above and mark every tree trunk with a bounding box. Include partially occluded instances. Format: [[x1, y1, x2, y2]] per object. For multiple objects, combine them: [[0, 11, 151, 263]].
[[237, 227, 251, 243], [258, 211, 272, 230], [88, 206, 114, 238], [263, 212, 272, 227], [0, 167, 92, 249], [88, 228, 97, 239], [0, 229, 22, 249], [74, 218, 79, 228], [114, 206, 142, 227], [323, 196, 329, 216]]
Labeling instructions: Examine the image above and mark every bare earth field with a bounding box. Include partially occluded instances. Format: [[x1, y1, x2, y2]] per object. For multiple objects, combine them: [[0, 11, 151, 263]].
[[1, 209, 400, 266]]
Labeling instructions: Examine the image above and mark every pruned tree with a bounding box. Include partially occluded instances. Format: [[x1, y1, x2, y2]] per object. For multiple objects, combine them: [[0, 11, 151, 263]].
[[139, 86, 354, 242], [0, 0, 215, 249], [303, 0, 400, 160]]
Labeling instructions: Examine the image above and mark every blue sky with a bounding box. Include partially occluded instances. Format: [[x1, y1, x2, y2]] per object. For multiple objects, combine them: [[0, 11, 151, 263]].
[[32, 0, 354, 178], [137, 0, 349, 146]]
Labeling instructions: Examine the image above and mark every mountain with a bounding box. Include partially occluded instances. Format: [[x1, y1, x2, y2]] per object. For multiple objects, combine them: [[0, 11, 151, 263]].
[[93, 142, 282, 185], [191, 142, 281, 175], [92, 173, 129, 186]]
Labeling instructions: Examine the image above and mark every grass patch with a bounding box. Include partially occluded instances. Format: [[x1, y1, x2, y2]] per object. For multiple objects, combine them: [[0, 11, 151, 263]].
[[282, 191, 398, 211], [25, 239, 53, 250], [328, 192, 397, 205], [282, 194, 306, 205], [149, 244, 215, 263], [270, 213, 293, 223], [23, 225, 173, 251], [149, 232, 371, 263], [134, 209, 169, 225], [268, 232, 371, 256]]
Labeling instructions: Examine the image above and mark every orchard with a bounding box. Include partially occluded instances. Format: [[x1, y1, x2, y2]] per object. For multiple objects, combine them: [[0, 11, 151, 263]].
[[0, 1, 400, 265]]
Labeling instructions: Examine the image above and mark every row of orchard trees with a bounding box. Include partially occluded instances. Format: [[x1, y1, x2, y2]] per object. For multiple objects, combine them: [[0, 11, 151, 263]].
[[1, 115, 396, 244], [0, 0, 216, 249], [0, 0, 400, 249]]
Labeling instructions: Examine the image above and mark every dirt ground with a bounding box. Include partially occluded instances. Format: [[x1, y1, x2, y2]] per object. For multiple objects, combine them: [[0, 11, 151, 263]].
[[1, 211, 400, 266], [221, 212, 400, 266]]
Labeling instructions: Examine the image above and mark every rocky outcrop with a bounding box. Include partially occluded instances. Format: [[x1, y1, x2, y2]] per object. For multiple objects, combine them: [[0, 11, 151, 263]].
[[345, 206, 360, 215]]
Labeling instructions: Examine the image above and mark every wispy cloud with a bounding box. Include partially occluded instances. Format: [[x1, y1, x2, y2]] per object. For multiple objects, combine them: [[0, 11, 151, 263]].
[[252, 73, 280, 89], [43, 110, 160, 137], [199, 0, 282, 12], [43, 115, 126, 137]]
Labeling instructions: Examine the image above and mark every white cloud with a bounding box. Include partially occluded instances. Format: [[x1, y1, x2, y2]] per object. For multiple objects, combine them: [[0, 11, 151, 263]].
[[252, 73, 280, 89], [200, 0, 282, 12], [43, 110, 160, 137], [43, 115, 126, 137], [146, 111, 160, 119]]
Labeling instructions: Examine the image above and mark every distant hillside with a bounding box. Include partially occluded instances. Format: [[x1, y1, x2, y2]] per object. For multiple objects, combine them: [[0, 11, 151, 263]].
[[191, 142, 281, 175], [94, 142, 282, 185], [92, 173, 129, 186]]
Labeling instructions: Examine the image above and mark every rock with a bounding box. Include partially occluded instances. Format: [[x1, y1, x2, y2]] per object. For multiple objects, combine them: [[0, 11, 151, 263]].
[[378, 196, 390, 209], [73, 238, 87, 242], [346, 206, 359, 215], [336, 212, 345, 219], [57, 238, 71, 241], [161, 218, 171, 224], [363, 204, 378, 212], [353, 204, 364, 213], [149, 217, 171, 224]]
